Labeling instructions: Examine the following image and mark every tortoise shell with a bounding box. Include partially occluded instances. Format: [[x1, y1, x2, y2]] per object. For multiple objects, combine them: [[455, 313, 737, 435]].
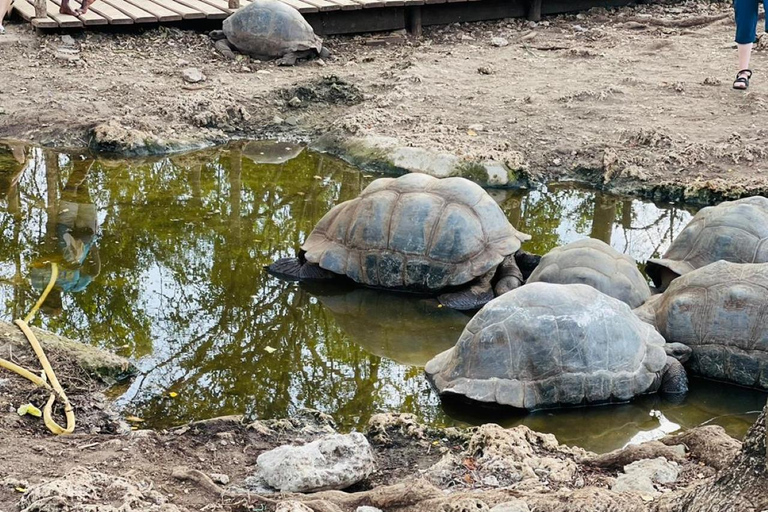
[[646, 196, 768, 289], [222, 0, 322, 60], [302, 173, 530, 291], [425, 282, 667, 410], [527, 238, 651, 308], [635, 261, 768, 389]]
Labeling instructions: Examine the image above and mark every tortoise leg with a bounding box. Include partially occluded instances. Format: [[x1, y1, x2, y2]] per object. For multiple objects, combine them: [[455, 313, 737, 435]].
[[514, 249, 542, 281], [214, 39, 237, 60], [266, 252, 336, 281], [660, 356, 689, 396], [494, 254, 524, 296], [665, 342, 692, 364], [438, 271, 494, 311], [277, 52, 299, 66]]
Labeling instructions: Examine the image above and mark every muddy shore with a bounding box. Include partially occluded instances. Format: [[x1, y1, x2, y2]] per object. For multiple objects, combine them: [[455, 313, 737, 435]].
[[2, 0, 768, 203]]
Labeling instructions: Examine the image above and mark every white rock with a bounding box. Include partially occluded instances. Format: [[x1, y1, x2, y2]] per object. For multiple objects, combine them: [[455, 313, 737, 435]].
[[611, 457, 679, 499], [255, 432, 376, 492], [356, 507, 384, 512], [490, 37, 509, 47], [288, 96, 302, 108], [491, 500, 531, 512], [210, 473, 230, 485], [60, 35, 76, 47], [181, 68, 205, 83]]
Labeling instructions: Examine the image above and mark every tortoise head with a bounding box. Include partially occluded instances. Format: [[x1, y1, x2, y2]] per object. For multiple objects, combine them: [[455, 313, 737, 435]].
[[665, 342, 692, 363]]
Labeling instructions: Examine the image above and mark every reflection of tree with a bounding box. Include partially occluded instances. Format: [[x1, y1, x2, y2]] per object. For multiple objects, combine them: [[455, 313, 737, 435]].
[[0, 146, 700, 433]]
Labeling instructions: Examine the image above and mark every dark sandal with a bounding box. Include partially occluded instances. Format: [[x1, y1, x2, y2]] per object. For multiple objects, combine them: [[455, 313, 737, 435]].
[[734, 69, 752, 90]]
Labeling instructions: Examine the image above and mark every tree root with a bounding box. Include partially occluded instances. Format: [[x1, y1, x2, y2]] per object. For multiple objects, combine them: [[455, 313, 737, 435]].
[[171, 468, 442, 511], [581, 441, 686, 470]]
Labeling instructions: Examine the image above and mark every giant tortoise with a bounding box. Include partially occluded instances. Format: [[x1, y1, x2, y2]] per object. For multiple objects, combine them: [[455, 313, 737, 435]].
[[425, 282, 690, 410], [527, 237, 651, 308], [646, 196, 768, 291], [212, 0, 327, 65], [635, 261, 768, 389], [268, 173, 532, 310]]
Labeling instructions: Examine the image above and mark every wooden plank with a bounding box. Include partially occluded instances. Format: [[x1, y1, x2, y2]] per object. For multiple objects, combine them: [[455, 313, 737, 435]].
[[171, 0, 227, 18], [300, 0, 341, 11], [84, 0, 134, 23], [49, 0, 109, 24], [381, 0, 405, 5], [279, 0, 318, 12], [403, 0, 425, 5], [14, 0, 59, 26], [353, 0, 384, 7], [423, 0, 447, 5], [43, 0, 83, 26], [122, 0, 180, 20], [101, 0, 156, 21], [324, 0, 361, 10], [148, 0, 205, 18]]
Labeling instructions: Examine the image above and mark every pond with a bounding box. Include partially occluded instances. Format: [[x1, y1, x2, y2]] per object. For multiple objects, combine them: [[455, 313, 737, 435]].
[[0, 139, 764, 453]]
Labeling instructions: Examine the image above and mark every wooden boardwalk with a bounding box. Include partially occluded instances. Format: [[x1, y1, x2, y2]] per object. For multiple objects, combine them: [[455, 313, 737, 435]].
[[13, 0, 632, 34]]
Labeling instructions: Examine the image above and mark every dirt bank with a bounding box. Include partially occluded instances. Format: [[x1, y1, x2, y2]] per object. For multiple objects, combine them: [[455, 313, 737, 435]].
[[1, 1, 767, 201]]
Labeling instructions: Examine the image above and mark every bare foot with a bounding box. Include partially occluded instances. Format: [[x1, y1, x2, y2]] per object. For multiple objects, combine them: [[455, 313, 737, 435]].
[[76, 0, 94, 14], [59, 3, 78, 15]]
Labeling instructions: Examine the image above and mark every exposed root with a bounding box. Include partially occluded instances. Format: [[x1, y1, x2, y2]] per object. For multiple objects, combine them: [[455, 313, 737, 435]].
[[622, 13, 730, 28], [581, 441, 686, 470]]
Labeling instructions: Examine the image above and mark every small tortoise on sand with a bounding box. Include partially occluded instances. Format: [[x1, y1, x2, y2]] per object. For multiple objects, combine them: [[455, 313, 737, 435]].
[[527, 237, 651, 308], [425, 282, 690, 410], [646, 196, 768, 291], [268, 173, 532, 310], [635, 261, 768, 390], [211, 0, 328, 65]]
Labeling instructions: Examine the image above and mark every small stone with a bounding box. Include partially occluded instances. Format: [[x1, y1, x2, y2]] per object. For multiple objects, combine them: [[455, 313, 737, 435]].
[[527, 21, 537, 28], [181, 68, 205, 84], [288, 96, 302, 108], [210, 473, 230, 485], [490, 37, 509, 47], [477, 66, 494, 75], [177, 58, 190, 66], [285, 117, 299, 126], [356, 507, 384, 512], [482, 475, 499, 487], [468, 124, 484, 132], [273, 115, 285, 124], [460, 34, 475, 41], [572, 24, 587, 32], [491, 500, 530, 512], [552, 158, 562, 166], [316, 58, 326, 67], [60, 35, 76, 47]]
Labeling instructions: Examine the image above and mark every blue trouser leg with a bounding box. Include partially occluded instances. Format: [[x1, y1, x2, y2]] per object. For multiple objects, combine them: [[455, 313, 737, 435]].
[[734, 0, 761, 44]]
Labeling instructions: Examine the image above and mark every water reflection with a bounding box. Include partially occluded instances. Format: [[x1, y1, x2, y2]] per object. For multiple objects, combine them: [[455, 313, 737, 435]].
[[0, 139, 763, 452]]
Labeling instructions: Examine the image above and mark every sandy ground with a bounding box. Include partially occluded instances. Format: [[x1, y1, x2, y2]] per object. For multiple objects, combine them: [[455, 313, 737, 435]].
[[1, 1, 768, 199]]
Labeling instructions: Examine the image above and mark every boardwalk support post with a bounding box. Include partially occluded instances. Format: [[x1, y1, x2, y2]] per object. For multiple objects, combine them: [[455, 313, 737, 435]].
[[527, 0, 541, 21], [228, 0, 240, 9], [406, 6, 422, 37], [34, 0, 47, 18]]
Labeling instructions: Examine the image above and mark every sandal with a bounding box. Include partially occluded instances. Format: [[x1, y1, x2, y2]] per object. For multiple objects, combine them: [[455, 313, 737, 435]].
[[733, 69, 752, 90]]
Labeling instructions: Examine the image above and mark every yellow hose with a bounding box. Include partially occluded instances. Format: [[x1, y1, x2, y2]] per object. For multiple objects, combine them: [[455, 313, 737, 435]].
[[0, 262, 76, 435]]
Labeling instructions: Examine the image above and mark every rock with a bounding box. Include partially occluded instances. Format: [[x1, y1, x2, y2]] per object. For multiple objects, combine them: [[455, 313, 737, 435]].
[[478, 65, 494, 75], [612, 457, 679, 499], [19, 467, 182, 512], [54, 48, 80, 63], [254, 432, 376, 492], [356, 507, 383, 512], [60, 34, 76, 47], [491, 500, 531, 512], [276, 502, 314, 512], [182, 68, 205, 84], [288, 96, 302, 108], [89, 120, 199, 157], [468, 124, 484, 132], [272, 115, 285, 124], [490, 37, 509, 47], [210, 473, 230, 485]]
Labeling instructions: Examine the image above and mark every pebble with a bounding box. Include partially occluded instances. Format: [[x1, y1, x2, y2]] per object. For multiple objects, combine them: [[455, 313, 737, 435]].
[[181, 68, 205, 84], [273, 115, 285, 124], [288, 96, 302, 108], [490, 37, 509, 47], [468, 123, 484, 132], [477, 66, 494, 75], [60, 35, 76, 47], [210, 473, 230, 485]]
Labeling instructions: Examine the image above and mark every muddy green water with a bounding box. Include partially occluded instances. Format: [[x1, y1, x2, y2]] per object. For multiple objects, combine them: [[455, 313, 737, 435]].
[[0, 140, 764, 453]]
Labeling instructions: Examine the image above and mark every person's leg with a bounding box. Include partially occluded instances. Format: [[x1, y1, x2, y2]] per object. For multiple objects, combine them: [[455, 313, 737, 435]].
[[0, 0, 13, 33], [734, 0, 759, 88]]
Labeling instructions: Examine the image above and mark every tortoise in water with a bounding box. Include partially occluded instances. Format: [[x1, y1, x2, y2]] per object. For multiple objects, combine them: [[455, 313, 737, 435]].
[[645, 196, 768, 291], [635, 260, 768, 389], [527, 237, 651, 308], [268, 173, 533, 310], [424, 282, 690, 410], [211, 0, 327, 65]]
